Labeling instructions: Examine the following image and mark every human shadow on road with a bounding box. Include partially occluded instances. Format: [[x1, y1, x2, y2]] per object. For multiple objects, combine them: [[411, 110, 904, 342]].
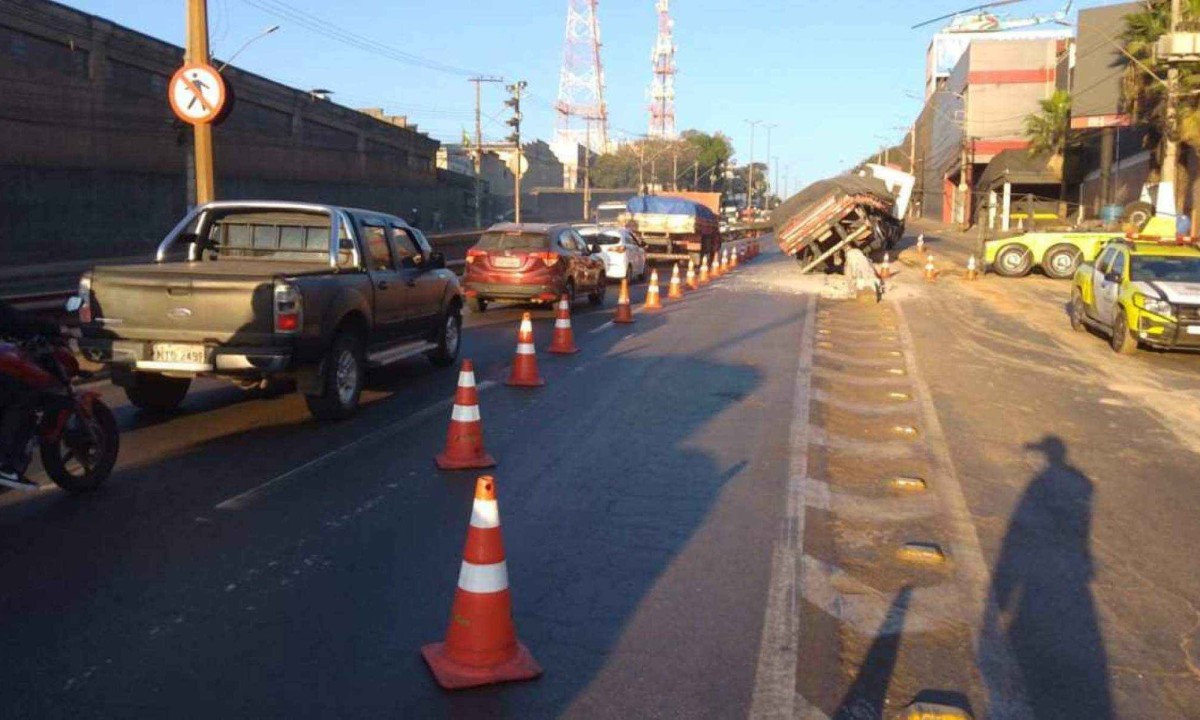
[[833, 586, 912, 720], [983, 435, 1112, 719]]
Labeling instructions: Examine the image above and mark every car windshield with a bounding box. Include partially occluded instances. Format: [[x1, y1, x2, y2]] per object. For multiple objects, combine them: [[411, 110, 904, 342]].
[[1130, 255, 1200, 283], [476, 232, 549, 251]]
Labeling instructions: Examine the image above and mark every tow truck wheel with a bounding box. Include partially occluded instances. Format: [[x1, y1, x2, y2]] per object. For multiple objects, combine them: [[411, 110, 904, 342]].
[[1069, 289, 1087, 332], [993, 244, 1033, 277], [1111, 311, 1139, 355], [1042, 244, 1082, 279]]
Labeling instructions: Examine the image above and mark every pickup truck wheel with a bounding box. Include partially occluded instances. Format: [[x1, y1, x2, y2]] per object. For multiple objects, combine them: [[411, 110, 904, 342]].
[[1069, 290, 1087, 332], [993, 244, 1033, 277], [588, 274, 607, 305], [124, 372, 190, 414], [427, 304, 462, 367], [1042, 244, 1081, 279], [565, 279, 577, 306], [1111, 311, 1138, 355], [305, 331, 364, 421], [468, 297, 487, 313]]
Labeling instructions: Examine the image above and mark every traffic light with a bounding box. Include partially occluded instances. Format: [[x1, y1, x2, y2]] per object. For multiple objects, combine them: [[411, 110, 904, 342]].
[[505, 81, 525, 147]]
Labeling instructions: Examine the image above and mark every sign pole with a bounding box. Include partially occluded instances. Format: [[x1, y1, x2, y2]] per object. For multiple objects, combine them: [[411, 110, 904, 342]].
[[187, 0, 215, 205]]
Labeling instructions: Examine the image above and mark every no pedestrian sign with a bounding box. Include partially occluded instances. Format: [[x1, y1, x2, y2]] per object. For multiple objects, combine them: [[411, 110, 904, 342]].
[[168, 62, 227, 125]]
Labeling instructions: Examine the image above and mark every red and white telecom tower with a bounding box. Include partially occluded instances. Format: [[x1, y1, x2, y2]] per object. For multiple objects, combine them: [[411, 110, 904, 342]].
[[648, 0, 677, 139], [554, 0, 609, 154]]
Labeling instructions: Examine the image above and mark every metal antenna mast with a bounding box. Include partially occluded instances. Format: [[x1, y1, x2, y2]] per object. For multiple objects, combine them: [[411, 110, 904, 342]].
[[648, 0, 676, 139], [554, 0, 609, 153]]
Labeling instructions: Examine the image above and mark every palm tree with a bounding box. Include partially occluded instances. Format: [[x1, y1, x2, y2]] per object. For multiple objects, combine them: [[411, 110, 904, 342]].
[[1022, 89, 1072, 219]]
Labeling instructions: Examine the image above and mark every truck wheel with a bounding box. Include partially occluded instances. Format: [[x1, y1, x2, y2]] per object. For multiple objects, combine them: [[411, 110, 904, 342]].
[[304, 331, 364, 421], [993, 244, 1033, 277], [1069, 289, 1087, 332], [1042, 244, 1081, 279], [427, 303, 462, 368], [1123, 201, 1154, 229], [1110, 311, 1138, 355], [588, 274, 607, 305], [124, 372, 190, 414], [468, 297, 487, 313]]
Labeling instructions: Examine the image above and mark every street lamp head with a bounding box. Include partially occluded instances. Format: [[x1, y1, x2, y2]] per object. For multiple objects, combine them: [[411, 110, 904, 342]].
[[264, 24, 281, 35], [309, 88, 334, 101]]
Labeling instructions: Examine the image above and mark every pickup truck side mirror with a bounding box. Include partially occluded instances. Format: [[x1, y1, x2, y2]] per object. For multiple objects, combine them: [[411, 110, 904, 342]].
[[427, 251, 446, 269], [1105, 271, 1122, 283], [589, 244, 602, 254]]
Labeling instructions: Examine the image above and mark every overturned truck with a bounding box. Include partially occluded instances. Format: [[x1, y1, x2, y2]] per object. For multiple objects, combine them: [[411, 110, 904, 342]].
[[773, 164, 913, 273]]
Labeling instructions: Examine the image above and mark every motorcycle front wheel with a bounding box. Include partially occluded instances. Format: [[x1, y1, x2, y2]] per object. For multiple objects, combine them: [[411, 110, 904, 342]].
[[41, 400, 119, 493]]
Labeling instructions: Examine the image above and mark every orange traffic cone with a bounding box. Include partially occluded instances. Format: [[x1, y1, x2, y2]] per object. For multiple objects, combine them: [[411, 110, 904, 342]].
[[668, 263, 684, 299], [717, 250, 727, 276], [879, 252, 892, 279], [730, 247, 740, 269], [506, 312, 544, 387], [614, 277, 635, 324], [435, 360, 496, 470], [966, 255, 979, 280], [916, 233, 925, 255], [548, 294, 579, 354], [643, 269, 662, 310], [924, 254, 937, 282], [422, 475, 542, 689], [699, 255, 710, 284], [686, 259, 698, 290]]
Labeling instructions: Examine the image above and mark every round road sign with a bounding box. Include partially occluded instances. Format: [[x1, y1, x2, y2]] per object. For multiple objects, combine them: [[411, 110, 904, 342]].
[[168, 62, 227, 125]]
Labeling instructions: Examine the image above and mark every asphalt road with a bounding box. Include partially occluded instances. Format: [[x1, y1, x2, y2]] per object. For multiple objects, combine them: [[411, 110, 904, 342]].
[[0, 250, 808, 718], [4, 230, 1199, 719]]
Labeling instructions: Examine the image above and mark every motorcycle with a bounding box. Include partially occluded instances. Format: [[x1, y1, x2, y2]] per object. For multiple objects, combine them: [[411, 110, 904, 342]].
[[0, 331, 119, 493]]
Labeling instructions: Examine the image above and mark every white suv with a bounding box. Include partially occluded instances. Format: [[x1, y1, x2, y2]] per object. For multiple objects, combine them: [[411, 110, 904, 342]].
[[576, 225, 647, 282]]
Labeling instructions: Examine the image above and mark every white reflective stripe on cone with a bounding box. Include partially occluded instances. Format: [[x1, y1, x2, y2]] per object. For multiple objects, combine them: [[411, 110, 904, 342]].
[[457, 371, 476, 388], [450, 404, 480, 423], [520, 320, 533, 333], [555, 319, 571, 329], [516, 343, 536, 355], [470, 499, 500, 529], [558, 300, 569, 311], [458, 560, 508, 594]]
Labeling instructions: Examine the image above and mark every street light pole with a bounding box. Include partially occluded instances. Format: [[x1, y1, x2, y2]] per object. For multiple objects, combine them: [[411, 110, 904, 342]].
[[470, 75, 503, 228], [1161, 0, 1182, 218], [216, 24, 279, 72], [186, 0, 214, 205], [764, 123, 777, 205], [745, 119, 762, 211]]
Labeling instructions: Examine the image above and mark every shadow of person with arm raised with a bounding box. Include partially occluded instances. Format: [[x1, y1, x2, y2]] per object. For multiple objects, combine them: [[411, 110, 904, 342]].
[[987, 435, 1113, 719]]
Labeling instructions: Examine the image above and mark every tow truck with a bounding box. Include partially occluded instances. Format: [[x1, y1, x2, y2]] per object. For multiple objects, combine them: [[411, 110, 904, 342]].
[[1070, 221, 1200, 353], [984, 230, 1125, 279]]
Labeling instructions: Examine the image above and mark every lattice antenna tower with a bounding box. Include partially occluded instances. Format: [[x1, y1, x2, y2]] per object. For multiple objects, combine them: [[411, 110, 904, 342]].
[[648, 0, 676, 139], [554, 0, 609, 153]]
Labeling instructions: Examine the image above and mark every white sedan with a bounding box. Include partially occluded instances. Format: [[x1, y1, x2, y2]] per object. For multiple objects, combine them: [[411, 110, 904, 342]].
[[576, 225, 647, 282]]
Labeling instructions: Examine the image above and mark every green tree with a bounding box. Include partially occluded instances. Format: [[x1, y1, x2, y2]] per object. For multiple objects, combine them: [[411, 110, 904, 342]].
[[1022, 89, 1072, 217], [587, 130, 737, 193]]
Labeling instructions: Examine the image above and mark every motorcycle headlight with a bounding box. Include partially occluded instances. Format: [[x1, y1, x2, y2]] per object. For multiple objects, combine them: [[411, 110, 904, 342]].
[[1135, 293, 1174, 317]]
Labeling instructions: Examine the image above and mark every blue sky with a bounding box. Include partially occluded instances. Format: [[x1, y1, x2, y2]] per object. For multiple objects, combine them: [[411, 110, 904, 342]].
[[61, 0, 1104, 193]]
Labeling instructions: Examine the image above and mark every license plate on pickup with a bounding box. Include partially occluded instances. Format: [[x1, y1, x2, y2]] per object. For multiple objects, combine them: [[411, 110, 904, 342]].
[[1187, 326, 1200, 336], [152, 343, 208, 365], [492, 256, 521, 269]]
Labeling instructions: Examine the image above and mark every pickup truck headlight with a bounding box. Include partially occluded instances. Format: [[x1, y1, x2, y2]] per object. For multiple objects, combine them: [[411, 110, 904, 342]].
[[1135, 293, 1173, 318]]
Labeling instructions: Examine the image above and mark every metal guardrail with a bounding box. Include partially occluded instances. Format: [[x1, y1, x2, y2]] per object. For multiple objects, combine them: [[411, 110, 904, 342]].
[[5, 230, 484, 311]]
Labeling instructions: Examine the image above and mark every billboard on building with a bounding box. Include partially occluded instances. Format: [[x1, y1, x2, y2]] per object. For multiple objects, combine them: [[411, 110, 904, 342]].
[[925, 28, 1073, 98], [1071, 3, 1138, 128]]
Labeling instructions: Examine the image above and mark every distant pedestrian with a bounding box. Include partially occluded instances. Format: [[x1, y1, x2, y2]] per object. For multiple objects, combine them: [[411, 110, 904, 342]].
[[409, 207, 422, 229]]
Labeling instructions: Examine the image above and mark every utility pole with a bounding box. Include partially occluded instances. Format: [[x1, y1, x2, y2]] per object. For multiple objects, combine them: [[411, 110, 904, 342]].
[[470, 75, 503, 228], [186, 0, 215, 204], [745, 119, 762, 211], [1161, 0, 1182, 218], [505, 80, 527, 222], [693, 160, 699, 189], [638, 141, 646, 193], [582, 117, 592, 220], [764, 123, 776, 205], [772, 156, 779, 206], [671, 147, 678, 191], [909, 123, 917, 175]]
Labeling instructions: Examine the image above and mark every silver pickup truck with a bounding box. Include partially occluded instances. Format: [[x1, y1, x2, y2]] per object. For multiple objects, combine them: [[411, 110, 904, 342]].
[[77, 200, 463, 420]]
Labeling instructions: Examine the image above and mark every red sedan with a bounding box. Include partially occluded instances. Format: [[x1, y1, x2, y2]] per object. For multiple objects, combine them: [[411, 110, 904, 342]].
[[463, 223, 608, 312]]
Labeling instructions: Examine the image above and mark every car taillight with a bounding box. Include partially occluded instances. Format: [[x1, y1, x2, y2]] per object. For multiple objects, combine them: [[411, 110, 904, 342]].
[[533, 252, 559, 268], [465, 248, 487, 264], [274, 281, 303, 334], [610, 245, 626, 254], [77, 274, 93, 323]]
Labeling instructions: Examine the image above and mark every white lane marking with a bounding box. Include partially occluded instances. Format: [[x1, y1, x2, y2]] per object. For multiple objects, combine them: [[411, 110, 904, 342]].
[[749, 292, 818, 720], [470, 499, 500, 529], [457, 560, 508, 593], [893, 303, 1032, 719], [214, 380, 498, 511]]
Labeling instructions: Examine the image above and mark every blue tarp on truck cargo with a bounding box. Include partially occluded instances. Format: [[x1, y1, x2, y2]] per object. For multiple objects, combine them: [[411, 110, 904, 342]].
[[626, 195, 720, 221]]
